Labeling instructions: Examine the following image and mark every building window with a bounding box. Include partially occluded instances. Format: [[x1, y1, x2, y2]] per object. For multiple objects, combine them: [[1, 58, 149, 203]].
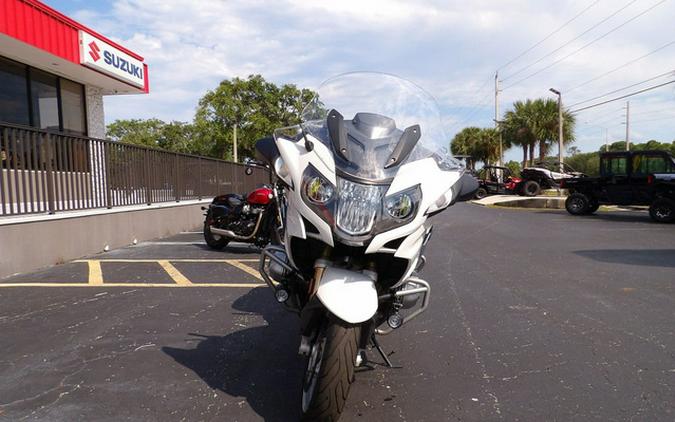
[[30, 68, 60, 131], [60, 79, 87, 135], [0, 55, 87, 136], [0, 57, 30, 126]]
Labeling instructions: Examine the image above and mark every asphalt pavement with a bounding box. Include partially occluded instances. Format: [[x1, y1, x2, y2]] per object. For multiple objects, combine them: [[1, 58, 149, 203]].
[[1, 204, 674, 421]]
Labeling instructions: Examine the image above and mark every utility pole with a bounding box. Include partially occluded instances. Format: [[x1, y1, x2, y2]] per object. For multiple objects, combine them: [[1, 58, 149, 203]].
[[625, 101, 630, 151], [494, 71, 502, 167], [604, 128, 609, 152], [233, 123, 238, 162], [549, 88, 563, 173]]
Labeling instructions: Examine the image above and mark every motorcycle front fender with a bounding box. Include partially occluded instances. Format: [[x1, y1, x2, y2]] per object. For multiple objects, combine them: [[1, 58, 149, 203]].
[[315, 267, 378, 324]]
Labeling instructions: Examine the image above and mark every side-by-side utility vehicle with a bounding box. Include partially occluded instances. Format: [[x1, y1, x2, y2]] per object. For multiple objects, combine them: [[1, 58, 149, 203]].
[[561, 150, 675, 223]]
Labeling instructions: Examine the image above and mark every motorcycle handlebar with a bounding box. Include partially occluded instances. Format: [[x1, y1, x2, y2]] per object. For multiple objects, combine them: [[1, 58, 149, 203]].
[[244, 159, 270, 175]]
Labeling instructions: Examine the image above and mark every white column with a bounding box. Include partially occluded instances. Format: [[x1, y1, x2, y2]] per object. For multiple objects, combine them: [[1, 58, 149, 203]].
[[85, 86, 107, 206]]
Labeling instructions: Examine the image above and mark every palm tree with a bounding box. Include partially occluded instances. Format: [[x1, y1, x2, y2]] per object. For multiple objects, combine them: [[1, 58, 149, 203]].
[[477, 127, 503, 166], [502, 100, 537, 167], [532, 98, 576, 162], [502, 98, 576, 167], [451, 127, 508, 168], [450, 126, 482, 170]]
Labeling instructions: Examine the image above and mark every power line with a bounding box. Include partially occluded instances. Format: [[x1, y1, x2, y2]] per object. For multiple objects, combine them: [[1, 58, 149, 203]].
[[497, 0, 600, 72], [566, 40, 675, 93], [447, 93, 494, 133], [629, 108, 675, 117], [502, 0, 639, 82], [584, 107, 624, 121], [630, 114, 675, 124], [593, 115, 626, 126], [570, 78, 675, 113], [446, 77, 495, 133], [503, 0, 667, 90], [568, 70, 675, 107]]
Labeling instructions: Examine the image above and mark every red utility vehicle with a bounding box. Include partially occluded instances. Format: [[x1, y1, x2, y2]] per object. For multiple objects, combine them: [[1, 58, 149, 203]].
[[474, 166, 522, 199]]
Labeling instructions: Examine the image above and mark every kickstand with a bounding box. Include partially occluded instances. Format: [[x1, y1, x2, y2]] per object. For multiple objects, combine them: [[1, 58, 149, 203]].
[[370, 334, 401, 369]]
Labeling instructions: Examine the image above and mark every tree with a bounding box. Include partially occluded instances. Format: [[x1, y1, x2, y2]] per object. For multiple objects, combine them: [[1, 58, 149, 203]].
[[193, 74, 315, 160], [505, 160, 521, 177], [567, 146, 580, 156], [531, 98, 576, 162], [450, 127, 506, 168], [107, 118, 166, 148], [107, 119, 196, 154], [450, 126, 482, 170], [502, 100, 537, 168], [477, 127, 503, 165], [501, 98, 576, 167], [565, 151, 600, 176]]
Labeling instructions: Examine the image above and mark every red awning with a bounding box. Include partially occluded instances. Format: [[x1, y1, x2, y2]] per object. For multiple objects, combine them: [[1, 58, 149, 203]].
[[0, 0, 149, 94]]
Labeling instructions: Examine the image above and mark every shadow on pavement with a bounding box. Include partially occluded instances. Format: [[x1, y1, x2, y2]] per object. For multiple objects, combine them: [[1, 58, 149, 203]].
[[162, 287, 304, 422], [583, 212, 652, 223], [574, 249, 675, 268], [193, 243, 262, 254]]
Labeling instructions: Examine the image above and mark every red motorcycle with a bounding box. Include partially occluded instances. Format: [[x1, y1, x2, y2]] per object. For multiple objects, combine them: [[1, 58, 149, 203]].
[[202, 157, 284, 249]]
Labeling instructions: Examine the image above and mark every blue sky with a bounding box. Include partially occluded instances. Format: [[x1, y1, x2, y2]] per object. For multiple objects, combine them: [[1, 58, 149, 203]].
[[47, 0, 675, 163]]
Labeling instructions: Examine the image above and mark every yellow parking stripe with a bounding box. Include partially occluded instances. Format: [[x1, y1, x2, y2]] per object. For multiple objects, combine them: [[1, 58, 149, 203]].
[[0, 283, 263, 288], [158, 260, 192, 285], [225, 259, 264, 281], [88, 260, 103, 285], [73, 259, 260, 263]]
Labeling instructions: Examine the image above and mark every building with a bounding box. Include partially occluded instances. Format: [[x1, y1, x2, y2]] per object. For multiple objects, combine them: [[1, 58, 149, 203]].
[[0, 0, 149, 139]]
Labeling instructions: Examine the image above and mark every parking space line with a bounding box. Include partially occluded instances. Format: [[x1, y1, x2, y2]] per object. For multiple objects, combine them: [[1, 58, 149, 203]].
[[158, 260, 192, 285], [224, 259, 264, 281], [0, 258, 267, 288], [88, 260, 103, 285], [0, 283, 263, 288], [74, 259, 260, 263]]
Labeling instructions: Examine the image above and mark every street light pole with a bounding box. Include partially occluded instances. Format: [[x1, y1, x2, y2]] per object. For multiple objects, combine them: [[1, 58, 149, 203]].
[[550, 88, 563, 173], [625, 101, 630, 151], [495, 71, 502, 167], [233, 123, 238, 163]]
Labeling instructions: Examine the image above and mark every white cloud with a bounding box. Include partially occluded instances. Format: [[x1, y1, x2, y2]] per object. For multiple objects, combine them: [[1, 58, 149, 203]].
[[65, 0, 675, 156]]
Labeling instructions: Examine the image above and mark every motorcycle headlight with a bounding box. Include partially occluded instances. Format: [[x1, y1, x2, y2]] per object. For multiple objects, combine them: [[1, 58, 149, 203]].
[[380, 185, 421, 229], [336, 179, 385, 235], [305, 176, 334, 204], [385, 192, 414, 219]]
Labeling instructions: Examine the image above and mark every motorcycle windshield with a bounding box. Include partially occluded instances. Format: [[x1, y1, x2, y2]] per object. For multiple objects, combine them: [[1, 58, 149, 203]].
[[301, 72, 461, 182]]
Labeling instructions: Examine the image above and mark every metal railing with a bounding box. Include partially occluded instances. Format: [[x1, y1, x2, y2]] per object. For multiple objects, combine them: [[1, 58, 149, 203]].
[[0, 123, 269, 216]]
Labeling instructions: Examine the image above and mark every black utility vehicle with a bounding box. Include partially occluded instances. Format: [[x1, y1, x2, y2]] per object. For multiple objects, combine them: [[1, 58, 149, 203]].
[[561, 150, 675, 223]]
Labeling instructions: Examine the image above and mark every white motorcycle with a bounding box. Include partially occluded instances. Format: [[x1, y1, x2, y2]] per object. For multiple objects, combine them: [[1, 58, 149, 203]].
[[255, 72, 477, 421]]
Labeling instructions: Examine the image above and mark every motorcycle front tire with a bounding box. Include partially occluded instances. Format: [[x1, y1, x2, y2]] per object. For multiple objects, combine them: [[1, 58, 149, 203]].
[[301, 319, 359, 422], [203, 223, 230, 249]]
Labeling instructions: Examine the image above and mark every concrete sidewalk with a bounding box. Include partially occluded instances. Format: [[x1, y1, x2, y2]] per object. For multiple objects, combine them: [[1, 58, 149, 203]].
[[473, 194, 566, 209]]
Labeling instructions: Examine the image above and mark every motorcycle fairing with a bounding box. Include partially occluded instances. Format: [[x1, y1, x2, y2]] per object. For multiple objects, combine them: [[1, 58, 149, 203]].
[[315, 266, 378, 324], [275, 131, 463, 308], [276, 136, 337, 258]]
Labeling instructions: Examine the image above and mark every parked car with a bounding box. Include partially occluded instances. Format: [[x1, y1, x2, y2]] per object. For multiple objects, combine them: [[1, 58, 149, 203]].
[[519, 161, 584, 196], [474, 165, 522, 199], [561, 150, 675, 223]]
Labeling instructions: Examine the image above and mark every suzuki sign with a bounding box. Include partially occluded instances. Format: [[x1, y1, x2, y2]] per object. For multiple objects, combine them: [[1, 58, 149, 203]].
[[79, 31, 145, 88]]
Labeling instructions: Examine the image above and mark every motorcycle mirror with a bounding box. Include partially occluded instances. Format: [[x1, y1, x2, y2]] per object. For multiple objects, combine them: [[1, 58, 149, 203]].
[[455, 173, 479, 202], [245, 167, 253, 176]]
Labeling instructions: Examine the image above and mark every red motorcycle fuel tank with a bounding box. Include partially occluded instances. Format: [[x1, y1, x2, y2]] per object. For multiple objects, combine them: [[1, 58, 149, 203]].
[[247, 187, 273, 205]]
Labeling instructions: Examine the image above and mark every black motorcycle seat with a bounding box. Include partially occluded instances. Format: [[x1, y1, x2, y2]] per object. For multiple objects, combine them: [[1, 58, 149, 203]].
[[227, 195, 244, 207], [212, 193, 245, 208]]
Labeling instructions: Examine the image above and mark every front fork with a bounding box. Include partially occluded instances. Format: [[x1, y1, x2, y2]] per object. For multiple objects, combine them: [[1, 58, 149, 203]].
[[259, 244, 432, 361]]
